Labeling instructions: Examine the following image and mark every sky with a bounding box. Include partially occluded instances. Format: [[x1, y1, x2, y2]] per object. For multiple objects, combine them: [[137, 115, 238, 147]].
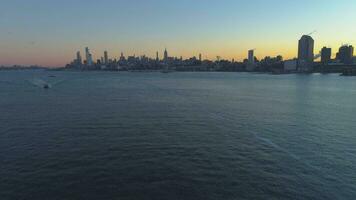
[[1, 0, 356, 67]]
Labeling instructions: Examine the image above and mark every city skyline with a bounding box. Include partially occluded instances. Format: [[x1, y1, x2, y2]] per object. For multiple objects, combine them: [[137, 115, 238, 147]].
[[1, 0, 356, 67]]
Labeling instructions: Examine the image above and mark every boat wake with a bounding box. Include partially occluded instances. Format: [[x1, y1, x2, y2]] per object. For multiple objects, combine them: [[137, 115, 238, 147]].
[[252, 132, 319, 170], [29, 79, 52, 89]]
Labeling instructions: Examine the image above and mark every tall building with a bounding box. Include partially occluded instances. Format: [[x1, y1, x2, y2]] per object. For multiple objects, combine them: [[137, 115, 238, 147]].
[[199, 53, 202, 62], [156, 51, 159, 61], [246, 49, 256, 71], [85, 47, 93, 66], [336, 45, 354, 64], [164, 48, 168, 61], [76, 51, 82, 65], [321, 47, 332, 65], [298, 35, 314, 71], [104, 51, 109, 65], [248, 49, 255, 64]]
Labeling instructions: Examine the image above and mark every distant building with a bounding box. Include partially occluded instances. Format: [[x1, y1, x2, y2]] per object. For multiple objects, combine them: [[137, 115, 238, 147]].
[[284, 59, 297, 72], [76, 51, 82, 65], [164, 48, 168, 62], [336, 45, 354, 64], [248, 49, 255, 64], [156, 51, 159, 61], [85, 47, 93, 66], [321, 47, 332, 65], [104, 51, 109, 65], [246, 49, 256, 71], [298, 35, 314, 72], [120, 52, 125, 62], [199, 54, 202, 62]]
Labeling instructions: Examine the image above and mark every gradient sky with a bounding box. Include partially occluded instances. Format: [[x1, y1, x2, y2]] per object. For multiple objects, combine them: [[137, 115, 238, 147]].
[[1, 0, 356, 67]]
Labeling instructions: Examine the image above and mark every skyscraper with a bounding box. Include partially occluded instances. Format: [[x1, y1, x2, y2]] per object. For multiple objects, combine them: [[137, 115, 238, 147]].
[[85, 47, 93, 66], [156, 51, 159, 61], [76, 51, 82, 65], [164, 48, 168, 61], [248, 49, 255, 65], [336, 45, 354, 64], [298, 35, 314, 71], [199, 53, 202, 62], [246, 49, 256, 71], [104, 51, 109, 65]]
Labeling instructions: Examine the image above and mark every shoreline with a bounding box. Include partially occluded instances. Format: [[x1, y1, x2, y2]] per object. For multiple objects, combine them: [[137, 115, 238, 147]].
[[0, 68, 352, 76]]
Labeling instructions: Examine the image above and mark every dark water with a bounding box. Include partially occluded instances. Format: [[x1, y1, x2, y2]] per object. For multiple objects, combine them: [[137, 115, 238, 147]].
[[1, 70, 356, 200]]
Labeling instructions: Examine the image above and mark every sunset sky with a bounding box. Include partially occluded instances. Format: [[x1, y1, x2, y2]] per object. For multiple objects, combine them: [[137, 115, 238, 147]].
[[1, 0, 356, 67]]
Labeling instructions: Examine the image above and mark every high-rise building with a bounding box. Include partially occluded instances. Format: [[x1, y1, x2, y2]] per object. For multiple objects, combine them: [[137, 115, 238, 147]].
[[199, 54, 202, 62], [321, 47, 332, 65], [104, 51, 109, 65], [298, 35, 314, 71], [248, 49, 255, 64], [336, 45, 354, 64], [85, 47, 93, 66], [164, 48, 168, 61], [246, 49, 256, 71], [156, 51, 159, 61], [76, 51, 82, 65]]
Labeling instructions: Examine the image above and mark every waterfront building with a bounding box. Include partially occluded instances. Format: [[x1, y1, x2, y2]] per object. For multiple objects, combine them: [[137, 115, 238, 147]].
[[76, 51, 82, 65], [284, 59, 298, 72], [246, 49, 256, 71], [85, 47, 93, 66], [104, 51, 109, 65], [321, 47, 332, 65], [298, 35, 314, 72], [164, 48, 168, 62], [248, 49, 254, 64], [336, 45, 354, 64]]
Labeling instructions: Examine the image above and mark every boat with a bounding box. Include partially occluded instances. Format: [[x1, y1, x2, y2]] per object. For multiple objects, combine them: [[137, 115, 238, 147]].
[[43, 84, 50, 89]]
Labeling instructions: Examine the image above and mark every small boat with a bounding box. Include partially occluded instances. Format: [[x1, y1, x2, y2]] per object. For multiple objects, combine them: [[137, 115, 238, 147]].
[[43, 84, 50, 89]]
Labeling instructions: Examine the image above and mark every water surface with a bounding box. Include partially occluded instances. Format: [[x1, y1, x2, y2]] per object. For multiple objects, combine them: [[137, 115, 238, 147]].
[[1, 71, 356, 199]]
